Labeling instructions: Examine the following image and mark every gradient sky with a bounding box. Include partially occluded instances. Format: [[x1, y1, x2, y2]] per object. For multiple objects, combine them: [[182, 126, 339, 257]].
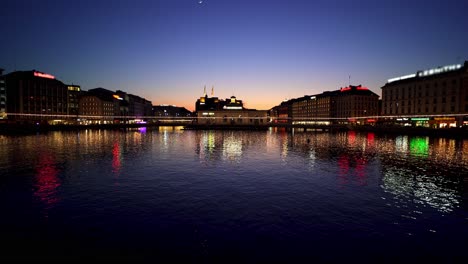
[[2, 0, 468, 111]]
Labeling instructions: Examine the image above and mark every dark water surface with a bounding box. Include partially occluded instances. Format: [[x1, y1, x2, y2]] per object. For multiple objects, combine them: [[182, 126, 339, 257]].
[[0, 127, 467, 262]]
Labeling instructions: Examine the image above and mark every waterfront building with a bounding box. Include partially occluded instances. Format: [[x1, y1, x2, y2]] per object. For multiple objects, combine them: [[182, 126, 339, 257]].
[[66, 84, 82, 117], [153, 105, 193, 117], [269, 99, 292, 124], [290, 85, 379, 125], [291, 91, 336, 125], [195, 86, 224, 112], [335, 85, 379, 122], [223, 95, 243, 110], [116, 90, 153, 119], [197, 95, 268, 125], [381, 61, 468, 127], [78, 88, 119, 124], [1, 70, 76, 124], [153, 105, 194, 125], [79, 88, 153, 124], [114, 91, 129, 117]]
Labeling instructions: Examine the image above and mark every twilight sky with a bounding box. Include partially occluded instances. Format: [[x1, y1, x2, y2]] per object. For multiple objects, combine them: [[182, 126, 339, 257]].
[[1, 0, 467, 111]]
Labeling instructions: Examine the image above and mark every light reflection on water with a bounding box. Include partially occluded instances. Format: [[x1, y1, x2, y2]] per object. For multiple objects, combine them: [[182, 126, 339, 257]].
[[381, 167, 460, 213], [0, 128, 467, 261], [34, 151, 61, 213]]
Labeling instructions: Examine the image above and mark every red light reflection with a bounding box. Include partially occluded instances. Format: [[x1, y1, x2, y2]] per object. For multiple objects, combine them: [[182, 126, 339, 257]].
[[355, 157, 367, 186], [112, 141, 122, 174], [348, 131, 356, 145], [34, 153, 61, 209], [337, 154, 368, 187], [338, 155, 349, 186], [367, 132, 375, 147]]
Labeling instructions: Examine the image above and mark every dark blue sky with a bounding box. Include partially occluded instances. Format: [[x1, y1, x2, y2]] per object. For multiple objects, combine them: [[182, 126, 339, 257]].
[[2, 0, 467, 110]]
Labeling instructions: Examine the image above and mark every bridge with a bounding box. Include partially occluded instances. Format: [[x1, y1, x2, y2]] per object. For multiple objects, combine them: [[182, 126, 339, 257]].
[[1, 112, 467, 130]]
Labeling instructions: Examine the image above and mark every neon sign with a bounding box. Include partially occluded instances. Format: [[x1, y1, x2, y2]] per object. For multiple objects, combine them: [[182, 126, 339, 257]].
[[417, 64, 461, 77], [340, 87, 351, 92], [434, 117, 455, 121], [340, 86, 369, 92], [387, 74, 416, 83], [33, 71, 55, 79], [387, 63, 462, 83]]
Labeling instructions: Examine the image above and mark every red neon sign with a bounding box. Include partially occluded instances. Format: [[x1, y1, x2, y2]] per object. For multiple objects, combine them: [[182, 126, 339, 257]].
[[340, 87, 351, 92], [340, 86, 369, 92], [34, 72, 55, 79]]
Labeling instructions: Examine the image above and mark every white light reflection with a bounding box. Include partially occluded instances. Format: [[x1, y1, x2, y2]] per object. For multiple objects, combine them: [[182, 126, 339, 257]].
[[198, 131, 217, 162], [395, 136, 408, 153], [222, 135, 243, 162], [381, 168, 460, 213]]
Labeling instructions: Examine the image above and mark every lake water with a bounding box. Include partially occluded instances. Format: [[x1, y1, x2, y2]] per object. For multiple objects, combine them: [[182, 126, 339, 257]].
[[0, 127, 467, 262]]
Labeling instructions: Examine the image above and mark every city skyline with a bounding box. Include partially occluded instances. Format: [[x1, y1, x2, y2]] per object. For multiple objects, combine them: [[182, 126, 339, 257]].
[[2, 0, 468, 111]]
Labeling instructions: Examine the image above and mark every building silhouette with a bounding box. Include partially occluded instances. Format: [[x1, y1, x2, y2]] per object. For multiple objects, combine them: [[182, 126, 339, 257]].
[[195, 86, 224, 112], [153, 105, 193, 117]]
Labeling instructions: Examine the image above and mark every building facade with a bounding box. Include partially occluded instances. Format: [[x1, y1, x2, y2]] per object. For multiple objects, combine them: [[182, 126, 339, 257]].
[[197, 109, 268, 126], [116, 90, 153, 119], [78, 88, 119, 124], [195, 86, 226, 112], [381, 61, 468, 127], [290, 85, 379, 125], [291, 91, 338, 125], [335, 85, 379, 121], [78, 88, 153, 124], [66, 84, 81, 116], [2, 70, 76, 124], [269, 100, 292, 124], [197, 95, 268, 125]]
